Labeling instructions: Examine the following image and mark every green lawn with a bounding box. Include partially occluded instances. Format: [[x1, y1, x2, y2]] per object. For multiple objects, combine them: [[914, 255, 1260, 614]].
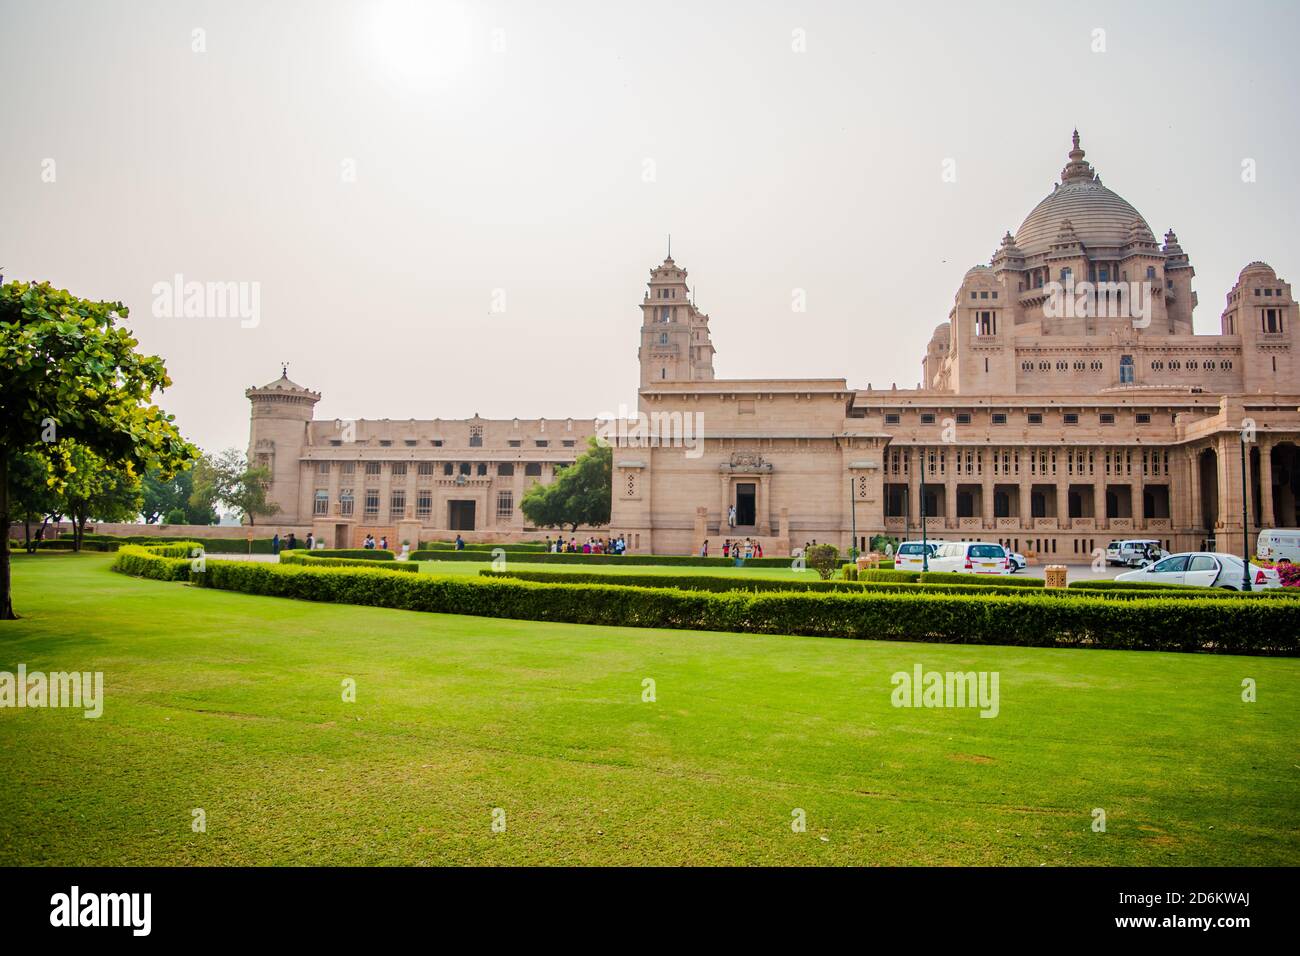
[[1, 552, 1296, 866]]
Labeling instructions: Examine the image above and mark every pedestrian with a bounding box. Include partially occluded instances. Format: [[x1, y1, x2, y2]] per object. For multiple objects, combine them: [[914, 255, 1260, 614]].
[[272, 533, 280, 555], [287, 532, 298, 551], [455, 534, 465, 551], [306, 532, 314, 551], [727, 504, 736, 528], [379, 535, 388, 551], [701, 539, 709, 557]]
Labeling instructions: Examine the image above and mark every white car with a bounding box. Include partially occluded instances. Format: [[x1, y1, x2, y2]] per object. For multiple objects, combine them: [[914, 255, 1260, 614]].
[[1115, 552, 1281, 590], [893, 540, 938, 571], [1105, 539, 1165, 567], [927, 541, 1012, 575], [1006, 551, 1026, 573]]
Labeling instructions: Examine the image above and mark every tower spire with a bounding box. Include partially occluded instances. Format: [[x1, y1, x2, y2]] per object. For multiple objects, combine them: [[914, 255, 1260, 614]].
[[667, 233, 671, 259]]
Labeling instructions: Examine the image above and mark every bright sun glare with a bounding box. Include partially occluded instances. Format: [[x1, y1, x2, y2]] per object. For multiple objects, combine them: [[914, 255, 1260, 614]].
[[366, 0, 474, 89]]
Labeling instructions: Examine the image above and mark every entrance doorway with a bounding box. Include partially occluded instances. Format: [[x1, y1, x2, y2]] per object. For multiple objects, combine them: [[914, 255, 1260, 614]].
[[333, 524, 350, 549], [735, 483, 756, 526], [448, 500, 476, 531]]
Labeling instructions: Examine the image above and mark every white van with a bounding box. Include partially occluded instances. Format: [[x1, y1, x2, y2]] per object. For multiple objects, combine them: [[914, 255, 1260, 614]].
[[927, 541, 1011, 575], [1256, 529, 1300, 564], [1105, 539, 1164, 567]]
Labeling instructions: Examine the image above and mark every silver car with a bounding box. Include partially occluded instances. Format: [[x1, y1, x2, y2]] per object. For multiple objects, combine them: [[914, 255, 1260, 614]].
[[1115, 552, 1281, 590]]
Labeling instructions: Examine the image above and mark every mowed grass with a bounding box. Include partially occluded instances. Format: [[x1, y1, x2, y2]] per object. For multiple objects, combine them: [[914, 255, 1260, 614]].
[[1, 553, 1296, 866]]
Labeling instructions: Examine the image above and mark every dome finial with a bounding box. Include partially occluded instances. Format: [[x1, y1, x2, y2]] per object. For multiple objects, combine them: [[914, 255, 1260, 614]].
[[1061, 129, 1095, 183]]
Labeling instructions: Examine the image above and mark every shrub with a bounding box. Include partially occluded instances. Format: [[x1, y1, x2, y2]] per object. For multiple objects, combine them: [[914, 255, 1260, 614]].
[[841, 563, 859, 581], [305, 549, 396, 561], [110, 544, 196, 581], [106, 557, 1300, 655], [280, 550, 418, 573], [409, 550, 797, 568], [418, 541, 548, 553], [805, 544, 840, 580], [1069, 579, 1216, 592]]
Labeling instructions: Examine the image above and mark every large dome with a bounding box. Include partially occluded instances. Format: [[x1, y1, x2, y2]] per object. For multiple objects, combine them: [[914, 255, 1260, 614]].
[[1014, 132, 1152, 256]]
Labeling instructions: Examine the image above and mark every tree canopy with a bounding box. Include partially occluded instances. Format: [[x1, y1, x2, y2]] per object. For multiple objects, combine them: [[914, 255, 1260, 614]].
[[0, 279, 197, 618], [519, 437, 611, 533], [189, 448, 279, 526]]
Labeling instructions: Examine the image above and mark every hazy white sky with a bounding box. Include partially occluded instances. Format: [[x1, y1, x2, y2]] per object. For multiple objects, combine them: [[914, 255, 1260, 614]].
[[3, 0, 1297, 453]]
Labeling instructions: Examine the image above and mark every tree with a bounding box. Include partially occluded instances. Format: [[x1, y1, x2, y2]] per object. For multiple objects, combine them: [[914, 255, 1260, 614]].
[[142, 463, 213, 525], [47, 441, 143, 550], [189, 448, 279, 526], [0, 279, 197, 618], [520, 437, 612, 533], [8, 449, 58, 553], [806, 543, 841, 580]]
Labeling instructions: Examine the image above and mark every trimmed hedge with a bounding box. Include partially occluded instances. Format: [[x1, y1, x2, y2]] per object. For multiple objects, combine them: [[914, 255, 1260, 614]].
[[305, 549, 396, 561], [859, 568, 1045, 588], [280, 550, 418, 573], [110, 543, 200, 581], [475, 569, 1287, 602], [410, 550, 810, 568], [67, 532, 281, 554], [1069, 579, 1217, 592], [107, 555, 1300, 655], [418, 541, 548, 553], [10, 539, 121, 552]]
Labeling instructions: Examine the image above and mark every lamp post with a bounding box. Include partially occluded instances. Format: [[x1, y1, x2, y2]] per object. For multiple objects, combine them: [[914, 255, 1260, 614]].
[[848, 477, 858, 562], [920, 463, 930, 572], [1240, 435, 1252, 591]]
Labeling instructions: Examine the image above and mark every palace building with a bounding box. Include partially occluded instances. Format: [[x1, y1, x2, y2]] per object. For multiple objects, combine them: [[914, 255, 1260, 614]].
[[252, 132, 1300, 556]]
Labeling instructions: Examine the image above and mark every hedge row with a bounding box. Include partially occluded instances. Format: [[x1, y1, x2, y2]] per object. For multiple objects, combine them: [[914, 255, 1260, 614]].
[[64, 532, 281, 554], [304, 548, 396, 561], [475, 569, 1289, 602], [279, 550, 418, 573], [409, 550, 847, 568], [10, 539, 121, 552], [110, 543, 199, 581], [107, 553, 1300, 655], [418, 541, 548, 552], [857, 568, 1045, 588]]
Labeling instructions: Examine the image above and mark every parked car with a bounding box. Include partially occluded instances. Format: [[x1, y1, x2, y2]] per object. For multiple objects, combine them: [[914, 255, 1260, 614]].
[[893, 540, 938, 571], [1006, 550, 1026, 573], [1104, 539, 1165, 567], [1256, 529, 1300, 564], [927, 541, 1012, 575], [1115, 552, 1281, 590]]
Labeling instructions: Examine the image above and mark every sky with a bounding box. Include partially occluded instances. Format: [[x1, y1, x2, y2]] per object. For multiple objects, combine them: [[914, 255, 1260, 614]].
[[3, 0, 1298, 454]]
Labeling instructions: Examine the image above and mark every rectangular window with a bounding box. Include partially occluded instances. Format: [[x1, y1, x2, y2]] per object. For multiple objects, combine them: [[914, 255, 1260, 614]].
[[562, 439, 576, 447], [1136, 412, 1151, 425], [496, 491, 513, 519], [884, 413, 900, 425], [498, 462, 514, 477], [379, 440, 392, 447], [341, 462, 355, 476], [1100, 413, 1115, 425], [391, 462, 407, 477], [535, 440, 549, 447], [390, 489, 405, 518], [956, 412, 972, 425], [313, 490, 328, 515], [920, 413, 936, 425], [364, 490, 380, 517], [469, 425, 484, 448], [508, 440, 522, 448], [1063, 413, 1079, 425], [1028, 413, 1043, 425], [338, 490, 354, 516], [317, 461, 330, 475], [991, 413, 1007, 425], [416, 491, 432, 518], [365, 462, 381, 477], [431, 440, 444, 447], [417, 462, 434, 476]]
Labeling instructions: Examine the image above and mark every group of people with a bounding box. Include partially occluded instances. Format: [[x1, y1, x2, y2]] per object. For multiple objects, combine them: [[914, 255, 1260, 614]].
[[711, 538, 762, 559], [361, 534, 388, 550], [271, 532, 313, 554], [545, 535, 628, 554]]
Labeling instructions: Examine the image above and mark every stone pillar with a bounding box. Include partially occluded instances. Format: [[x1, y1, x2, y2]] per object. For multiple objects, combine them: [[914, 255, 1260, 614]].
[[981, 449, 995, 530], [778, 506, 791, 556], [1132, 447, 1145, 530], [757, 475, 771, 535], [907, 447, 921, 528], [1093, 448, 1107, 530], [1188, 448, 1203, 537], [693, 506, 707, 556], [1056, 477, 1070, 529], [1259, 439, 1275, 529], [944, 477, 957, 531]]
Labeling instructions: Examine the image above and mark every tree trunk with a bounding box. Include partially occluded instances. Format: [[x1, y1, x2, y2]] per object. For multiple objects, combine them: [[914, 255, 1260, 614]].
[[1, 445, 15, 620]]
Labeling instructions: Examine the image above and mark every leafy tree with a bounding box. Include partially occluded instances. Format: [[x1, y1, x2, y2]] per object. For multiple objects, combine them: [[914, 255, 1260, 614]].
[[8, 449, 59, 553], [143, 463, 213, 524], [520, 437, 611, 533], [806, 543, 841, 580], [0, 279, 197, 618], [190, 448, 279, 526], [46, 441, 144, 550]]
